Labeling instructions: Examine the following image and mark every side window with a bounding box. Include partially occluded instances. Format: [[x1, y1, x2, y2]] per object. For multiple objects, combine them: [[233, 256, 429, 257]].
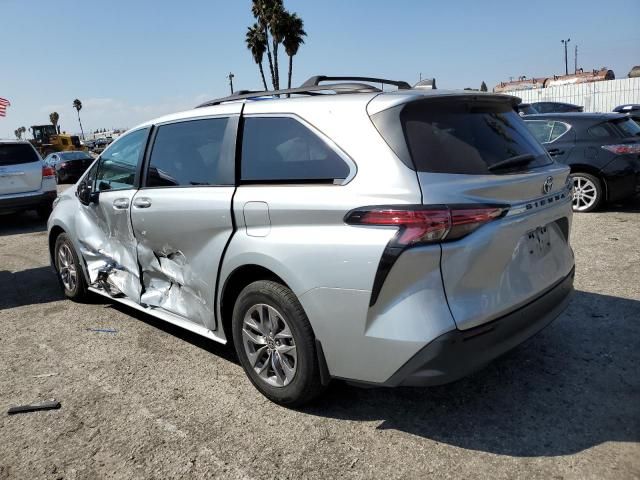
[[525, 120, 554, 144], [146, 118, 230, 187], [96, 128, 148, 191], [241, 117, 350, 183], [588, 123, 615, 138], [549, 122, 570, 142]]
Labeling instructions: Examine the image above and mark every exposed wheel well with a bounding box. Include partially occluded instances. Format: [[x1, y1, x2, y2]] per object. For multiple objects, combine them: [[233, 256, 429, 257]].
[[569, 165, 608, 200], [219, 265, 288, 342], [48, 226, 65, 265]]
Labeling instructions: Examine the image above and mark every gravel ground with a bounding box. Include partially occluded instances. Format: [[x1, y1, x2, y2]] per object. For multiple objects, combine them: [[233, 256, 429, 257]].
[[0, 186, 638, 480]]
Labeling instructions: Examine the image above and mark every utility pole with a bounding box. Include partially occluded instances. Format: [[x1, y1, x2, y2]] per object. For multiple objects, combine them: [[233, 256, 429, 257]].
[[561, 38, 571, 76], [228, 72, 235, 94], [574, 44, 578, 73]]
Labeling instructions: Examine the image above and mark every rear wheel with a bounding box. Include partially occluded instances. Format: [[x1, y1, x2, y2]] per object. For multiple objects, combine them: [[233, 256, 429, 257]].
[[232, 280, 325, 407], [54, 233, 88, 301], [571, 173, 602, 212]]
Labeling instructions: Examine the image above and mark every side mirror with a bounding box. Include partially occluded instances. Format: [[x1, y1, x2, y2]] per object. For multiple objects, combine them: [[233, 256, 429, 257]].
[[77, 182, 99, 205]]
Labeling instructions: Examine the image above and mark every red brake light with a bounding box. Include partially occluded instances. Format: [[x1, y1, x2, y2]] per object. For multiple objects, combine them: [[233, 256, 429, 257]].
[[346, 205, 506, 246], [42, 166, 56, 177], [602, 144, 640, 155]]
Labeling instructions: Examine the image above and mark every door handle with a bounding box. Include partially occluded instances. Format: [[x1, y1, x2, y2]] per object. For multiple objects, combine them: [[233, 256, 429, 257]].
[[133, 197, 152, 208], [112, 198, 130, 210], [547, 148, 564, 156]]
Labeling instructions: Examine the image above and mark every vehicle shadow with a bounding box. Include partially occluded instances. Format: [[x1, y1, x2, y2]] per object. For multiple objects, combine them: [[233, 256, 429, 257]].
[[0, 266, 64, 310], [106, 301, 239, 364], [301, 290, 640, 457], [0, 211, 47, 237], [602, 195, 640, 213]]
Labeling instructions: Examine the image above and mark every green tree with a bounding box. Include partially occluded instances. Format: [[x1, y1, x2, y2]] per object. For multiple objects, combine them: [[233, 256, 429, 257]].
[[14, 129, 21, 140], [283, 12, 306, 91], [480, 81, 488, 92], [72, 99, 85, 139], [246, 24, 269, 91]]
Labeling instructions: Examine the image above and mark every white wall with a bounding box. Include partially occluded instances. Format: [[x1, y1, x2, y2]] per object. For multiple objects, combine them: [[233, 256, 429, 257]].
[[501, 77, 640, 112]]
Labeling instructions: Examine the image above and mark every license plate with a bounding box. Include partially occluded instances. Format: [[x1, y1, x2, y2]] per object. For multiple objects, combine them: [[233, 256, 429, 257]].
[[527, 225, 551, 256]]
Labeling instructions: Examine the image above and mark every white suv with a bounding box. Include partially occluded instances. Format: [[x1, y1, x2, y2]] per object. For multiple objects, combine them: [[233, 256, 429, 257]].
[[0, 140, 57, 218]]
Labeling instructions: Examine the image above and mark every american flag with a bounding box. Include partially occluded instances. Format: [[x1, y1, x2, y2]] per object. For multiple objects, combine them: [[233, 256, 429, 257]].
[[0, 97, 10, 117]]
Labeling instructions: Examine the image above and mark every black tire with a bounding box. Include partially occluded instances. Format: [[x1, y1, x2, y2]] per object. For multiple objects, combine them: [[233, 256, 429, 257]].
[[54, 233, 89, 301], [571, 172, 603, 212], [232, 280, 325, 407]]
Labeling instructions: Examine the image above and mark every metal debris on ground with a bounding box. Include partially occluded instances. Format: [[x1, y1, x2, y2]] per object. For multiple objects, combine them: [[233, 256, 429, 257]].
[[86, 328, 118, 333], [32, 373, 59, 378], [7, 400, 61, 415]]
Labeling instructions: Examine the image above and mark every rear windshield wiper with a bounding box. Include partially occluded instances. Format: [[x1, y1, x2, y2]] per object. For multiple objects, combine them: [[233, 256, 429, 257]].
[[488, 154, 535, 172]]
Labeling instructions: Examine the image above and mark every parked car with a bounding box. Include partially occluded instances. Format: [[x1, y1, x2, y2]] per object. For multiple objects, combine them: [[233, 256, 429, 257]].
[[516, 102, 539, 116], [47, 77, 575, 406], [44, 150, 95, 183], [0, 140, 57, 218], [525, 113, 640, 212], [613, 104, 640, 127], [531, 102, 584, 113], [92, 138, 110, 154]]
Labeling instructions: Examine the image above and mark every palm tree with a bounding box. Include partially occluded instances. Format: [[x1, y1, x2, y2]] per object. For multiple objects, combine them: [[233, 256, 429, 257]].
[[268, 2, 287, 90], [72, 99, 84, 139], [14, 129, 20, 140], [251, 0, 280, 89], [246, 24, 269, 91], [49, 112, 60, 132], [283, 12, 306, 91]]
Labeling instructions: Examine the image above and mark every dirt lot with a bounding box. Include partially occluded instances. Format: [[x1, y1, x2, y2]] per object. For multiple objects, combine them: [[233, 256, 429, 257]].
[[1, 186, 638, 480]]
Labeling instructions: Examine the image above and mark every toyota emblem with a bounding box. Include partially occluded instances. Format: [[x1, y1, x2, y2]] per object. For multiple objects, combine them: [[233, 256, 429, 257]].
[[542, 176, 553, 194]]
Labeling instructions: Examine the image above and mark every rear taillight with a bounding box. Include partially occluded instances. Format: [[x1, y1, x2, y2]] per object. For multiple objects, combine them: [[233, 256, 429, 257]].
[[346, 204, 508, 307], [42, 166, 56, 177], [602, 144, 640, 155], [345, 205, 507, 246]]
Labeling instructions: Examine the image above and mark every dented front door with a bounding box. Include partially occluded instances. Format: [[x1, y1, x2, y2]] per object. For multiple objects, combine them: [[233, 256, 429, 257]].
[[75, 128, 150, 300], [130, 115, 238, 330]]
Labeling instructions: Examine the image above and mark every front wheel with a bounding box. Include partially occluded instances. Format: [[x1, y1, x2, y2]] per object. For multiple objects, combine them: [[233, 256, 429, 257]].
[[571, 173, 603, 212], [232, 280, 325, 407], [54, 233, 88, 301]]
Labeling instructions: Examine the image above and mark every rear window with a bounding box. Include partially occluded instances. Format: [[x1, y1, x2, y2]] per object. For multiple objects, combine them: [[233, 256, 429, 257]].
[[0, 143, 39, 166], [399, 100, 551, 174], [60, 151, 92, 160], [610, 118, 640, 138]]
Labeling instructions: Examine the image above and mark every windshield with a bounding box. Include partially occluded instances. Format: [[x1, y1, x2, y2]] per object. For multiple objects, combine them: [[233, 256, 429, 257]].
[[60, 151, 92, 160], [399, 99, 551, 174]]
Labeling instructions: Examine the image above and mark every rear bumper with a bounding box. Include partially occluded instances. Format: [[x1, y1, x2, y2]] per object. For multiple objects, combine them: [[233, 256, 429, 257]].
[[382, 267, 575, 387], [0, 190, 57, 213]]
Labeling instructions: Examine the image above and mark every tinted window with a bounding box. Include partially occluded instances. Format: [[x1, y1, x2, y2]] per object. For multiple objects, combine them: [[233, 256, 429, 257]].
[[241, 117, 350, 182], [147, 118, 229, 187], [611, 118, 640, 137], [401, 100, 551, 174], [588, 123, 615, 138], [526, 120, 554, 143], [60, 151, 92, 160], [96, 128, 147, 191], [0, 143, 39, 166], [550, 122, 570, 141]]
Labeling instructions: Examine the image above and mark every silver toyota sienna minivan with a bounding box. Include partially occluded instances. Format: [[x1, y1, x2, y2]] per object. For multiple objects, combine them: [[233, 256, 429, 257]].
[[48, 76, 575, 406]]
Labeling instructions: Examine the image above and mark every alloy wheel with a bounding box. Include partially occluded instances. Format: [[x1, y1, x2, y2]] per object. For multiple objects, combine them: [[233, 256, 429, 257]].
[[242, 304, 297, 387], [57, 244, 77, 292], [572, 175, 598, 212]]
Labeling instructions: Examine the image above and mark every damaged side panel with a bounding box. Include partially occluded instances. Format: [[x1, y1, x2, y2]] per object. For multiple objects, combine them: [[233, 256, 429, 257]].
[[75, 190, 142, 300]]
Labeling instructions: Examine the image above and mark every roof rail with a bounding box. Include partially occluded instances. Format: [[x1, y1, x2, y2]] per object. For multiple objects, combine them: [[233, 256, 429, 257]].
[[196, 83, 381, 108], [301, 75, 412, 90]]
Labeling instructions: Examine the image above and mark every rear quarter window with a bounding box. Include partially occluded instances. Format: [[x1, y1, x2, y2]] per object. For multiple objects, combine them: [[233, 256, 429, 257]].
[[0, 143, 40, 166], [398, 100, 551, 174], [241, 117, 350, 183]]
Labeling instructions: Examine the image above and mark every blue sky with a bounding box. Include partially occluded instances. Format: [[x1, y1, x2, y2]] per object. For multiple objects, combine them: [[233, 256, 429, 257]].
[[1, 0, 639, 138]]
